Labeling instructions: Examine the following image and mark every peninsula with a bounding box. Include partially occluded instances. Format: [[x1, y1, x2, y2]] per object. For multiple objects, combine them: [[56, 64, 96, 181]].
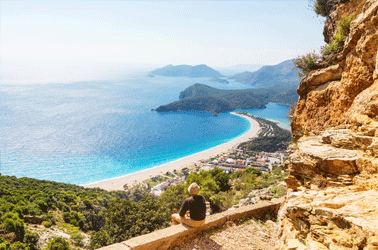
[[209, 76, 229, 84], [154, 83, 298, 115]]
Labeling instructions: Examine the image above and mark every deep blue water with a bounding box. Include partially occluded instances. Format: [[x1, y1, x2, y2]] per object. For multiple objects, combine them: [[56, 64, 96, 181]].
[[0, 75, 290, 185]]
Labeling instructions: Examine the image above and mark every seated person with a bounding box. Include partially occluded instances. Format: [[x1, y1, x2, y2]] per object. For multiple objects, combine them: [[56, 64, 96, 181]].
[[171, 183, 206, 227]]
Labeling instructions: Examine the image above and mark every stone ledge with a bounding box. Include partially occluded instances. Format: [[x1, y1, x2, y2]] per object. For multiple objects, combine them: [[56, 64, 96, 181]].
[[99, 197, 284, 250]]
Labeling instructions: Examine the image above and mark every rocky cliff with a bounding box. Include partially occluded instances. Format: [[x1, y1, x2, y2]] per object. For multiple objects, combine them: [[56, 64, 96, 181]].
[[278, 1, 378, 249]]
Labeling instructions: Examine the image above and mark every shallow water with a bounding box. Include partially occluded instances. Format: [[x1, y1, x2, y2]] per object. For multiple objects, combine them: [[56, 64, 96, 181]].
[[0, 75, 290, 185]]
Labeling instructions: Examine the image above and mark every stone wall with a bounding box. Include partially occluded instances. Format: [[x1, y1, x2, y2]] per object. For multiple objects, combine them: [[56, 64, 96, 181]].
[[98, 198, 283, 250]]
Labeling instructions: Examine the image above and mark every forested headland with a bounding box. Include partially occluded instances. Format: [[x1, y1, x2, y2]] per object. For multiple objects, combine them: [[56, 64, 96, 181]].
[[237, 113, 292, 152], [154, 83, 298, 115]]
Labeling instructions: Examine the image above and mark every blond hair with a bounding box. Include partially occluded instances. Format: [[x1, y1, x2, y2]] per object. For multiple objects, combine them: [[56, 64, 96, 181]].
[[188, 183, 200, 195]]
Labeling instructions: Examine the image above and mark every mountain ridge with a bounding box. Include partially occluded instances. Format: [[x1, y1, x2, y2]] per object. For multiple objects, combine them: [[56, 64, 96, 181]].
[[150, 64, 224, 77], [230, 59, 299, 87]]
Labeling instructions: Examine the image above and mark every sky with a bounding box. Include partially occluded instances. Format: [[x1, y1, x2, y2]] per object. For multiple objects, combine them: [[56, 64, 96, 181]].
[[0, 0, 326, 84]]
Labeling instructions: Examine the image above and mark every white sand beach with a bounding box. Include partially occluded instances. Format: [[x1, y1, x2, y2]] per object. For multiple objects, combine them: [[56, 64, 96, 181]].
[[83, 113, 261, 191]]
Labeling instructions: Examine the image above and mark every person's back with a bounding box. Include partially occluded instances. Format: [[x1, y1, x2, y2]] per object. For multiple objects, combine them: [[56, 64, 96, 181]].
[[179, 195, 206, 221], [171, 183, 206, 227]]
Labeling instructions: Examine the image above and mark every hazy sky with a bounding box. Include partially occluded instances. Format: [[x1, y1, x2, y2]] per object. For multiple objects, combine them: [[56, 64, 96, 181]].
[[1, 0, 326, 84]]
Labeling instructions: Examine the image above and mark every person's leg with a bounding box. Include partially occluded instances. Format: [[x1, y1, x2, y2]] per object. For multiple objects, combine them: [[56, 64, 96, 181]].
[[179, 217, 205, 228], [171, 214, 181, 225]]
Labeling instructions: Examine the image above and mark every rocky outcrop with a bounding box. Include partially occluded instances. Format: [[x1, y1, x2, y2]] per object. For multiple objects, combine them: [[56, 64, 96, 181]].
[[292, 0, 378, 139], [24, 216, 44, 224], [279, 1, 378, 249]]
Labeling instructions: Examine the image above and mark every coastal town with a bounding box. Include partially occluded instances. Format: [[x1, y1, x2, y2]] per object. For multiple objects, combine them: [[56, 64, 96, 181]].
[[149, 148, 290, 196], [147, 113, 291, 196]]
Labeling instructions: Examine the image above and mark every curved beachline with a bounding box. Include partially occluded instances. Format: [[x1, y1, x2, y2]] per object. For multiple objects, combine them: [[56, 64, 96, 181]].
[[83, 112, 261, 191]]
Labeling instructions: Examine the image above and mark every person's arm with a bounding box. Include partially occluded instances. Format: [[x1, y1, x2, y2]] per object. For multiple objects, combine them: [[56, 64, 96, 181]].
[[179, 199, 189, 217]]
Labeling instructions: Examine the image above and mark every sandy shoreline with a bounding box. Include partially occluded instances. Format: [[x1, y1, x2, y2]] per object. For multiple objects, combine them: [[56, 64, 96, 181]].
[[83, 113, 261, 191]]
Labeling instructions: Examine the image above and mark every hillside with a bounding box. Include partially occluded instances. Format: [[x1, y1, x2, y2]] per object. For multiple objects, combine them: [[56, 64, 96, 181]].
[[209, 76, 229, 84], [154, 83, 298, 115], [150, 64, 224, 77], [230, 59, 299, 87], [278, 1, 378, 249]]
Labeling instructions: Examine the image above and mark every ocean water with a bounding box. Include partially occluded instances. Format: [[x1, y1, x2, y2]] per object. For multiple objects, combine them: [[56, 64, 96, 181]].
[[236, 103, 291, 130], [0, 75, 290, 185]]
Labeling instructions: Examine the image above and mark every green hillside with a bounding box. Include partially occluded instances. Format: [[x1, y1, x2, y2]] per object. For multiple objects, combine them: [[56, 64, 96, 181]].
[[154, 83, 298, 115]]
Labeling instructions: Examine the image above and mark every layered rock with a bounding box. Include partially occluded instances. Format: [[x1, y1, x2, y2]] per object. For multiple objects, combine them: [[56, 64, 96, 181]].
[[279, 1, 378, 249], [292, 0, 378, 139]]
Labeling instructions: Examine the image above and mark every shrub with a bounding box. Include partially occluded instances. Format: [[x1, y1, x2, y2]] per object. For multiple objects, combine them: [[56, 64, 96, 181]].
[[322, 42, 338, 56], [42, 221, 52, 228], [1, 213, 25, 241], [24, 230, 39, 250], [338, 15, 353, 37], [90, 229, 109, 249], [0, 242, 10, 250], [9, 242, 29, 250], [322, 15, 353, 57], [46, 237, 70, 250], [271, 185, 287, 197], [313, 0, 329, 17], [70, 233, 84, 246], [293, 52, 321, 77]]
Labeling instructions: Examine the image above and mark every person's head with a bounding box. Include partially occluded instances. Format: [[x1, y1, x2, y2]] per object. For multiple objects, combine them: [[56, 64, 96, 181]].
[[188, 183, 200, 196]]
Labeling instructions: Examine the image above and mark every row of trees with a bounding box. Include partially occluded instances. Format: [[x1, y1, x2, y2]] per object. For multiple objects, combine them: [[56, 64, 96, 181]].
[[238, 115, 291, 152]]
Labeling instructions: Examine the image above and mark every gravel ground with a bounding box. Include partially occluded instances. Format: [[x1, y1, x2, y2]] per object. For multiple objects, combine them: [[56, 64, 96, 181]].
[[170, 219, 278, 250]]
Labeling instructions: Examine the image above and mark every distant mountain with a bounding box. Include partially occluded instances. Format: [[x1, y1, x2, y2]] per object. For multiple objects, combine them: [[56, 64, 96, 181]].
[[154, 83, 298, 115], [209, 76, 229, 84], [150, 64, 224, 77], [230, 59, 299, 87], [216, 64, 263, 76], [228, 71, 253, 80]]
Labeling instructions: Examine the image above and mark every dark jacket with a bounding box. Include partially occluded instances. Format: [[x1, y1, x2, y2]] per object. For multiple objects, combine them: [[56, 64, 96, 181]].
[[179, 195, 206, 221]]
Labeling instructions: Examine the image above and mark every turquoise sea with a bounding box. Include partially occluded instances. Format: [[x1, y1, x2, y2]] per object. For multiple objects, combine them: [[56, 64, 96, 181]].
[[0, 75, 290, 185]]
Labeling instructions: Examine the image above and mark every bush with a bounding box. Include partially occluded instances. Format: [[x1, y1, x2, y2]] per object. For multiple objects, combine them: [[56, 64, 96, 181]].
[[46, 237, 70, 250], [0, 243, 9, 250], [42, 221, 52, 228], [24, 230, 39, 250], [1, 213, 25, 241], [338, 15, 353, 37], [90, 229, 109, 249], [9, 242, 29, 250], [322, 15, 353, 57], [293, 52, 320, 77], [70, 233, 84, 246], [271, 185, 287, 197], [313, 0, 329, 17]]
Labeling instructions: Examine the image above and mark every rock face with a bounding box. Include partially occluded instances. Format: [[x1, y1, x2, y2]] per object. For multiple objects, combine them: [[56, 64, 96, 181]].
[[279, 1, 378, 249], [292, 0, 378, 139]]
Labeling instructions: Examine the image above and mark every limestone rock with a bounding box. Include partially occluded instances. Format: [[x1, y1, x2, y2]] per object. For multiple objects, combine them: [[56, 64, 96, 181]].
[[281, 2, 378, 246], [291, 0, 378, 139], [297, 65, 342, 96]]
